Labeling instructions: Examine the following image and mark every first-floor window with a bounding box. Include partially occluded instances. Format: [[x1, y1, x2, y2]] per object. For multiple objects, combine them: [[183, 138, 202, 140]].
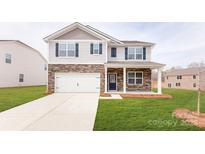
[[176, 83, 180, 87], [127, 72, 143, 85], [128, 72, 135, 84], [193, 83, 196, 87], [59, 43, 75, 57], [168, 83, 171, 87], [19, 74, 24, 82], [44, 64, 47, 71]]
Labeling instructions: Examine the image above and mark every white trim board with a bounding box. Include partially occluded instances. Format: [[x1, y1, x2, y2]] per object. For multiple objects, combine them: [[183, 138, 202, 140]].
[[50, 40, 107, 43]]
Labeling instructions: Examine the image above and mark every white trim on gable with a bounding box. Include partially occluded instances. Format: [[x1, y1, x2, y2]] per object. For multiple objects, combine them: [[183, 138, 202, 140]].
[[51, 40, 106, 43], [44, 22, 110, 42]]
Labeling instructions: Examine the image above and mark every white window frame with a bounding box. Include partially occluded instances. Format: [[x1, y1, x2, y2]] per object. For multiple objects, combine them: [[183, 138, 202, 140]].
[[128, 47, 143, 60], [58, 43, 76, 57], [177, 75, 182, 79], [127, 71, 143, 85], [93, 43, 100, 55], [5, 53, 11, 64], [176, 82, 181, 87], [111, 47, 117, 58]]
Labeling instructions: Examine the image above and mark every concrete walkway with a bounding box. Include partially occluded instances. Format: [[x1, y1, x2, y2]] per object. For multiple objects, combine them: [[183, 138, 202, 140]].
[[0, 93, 99, 131]]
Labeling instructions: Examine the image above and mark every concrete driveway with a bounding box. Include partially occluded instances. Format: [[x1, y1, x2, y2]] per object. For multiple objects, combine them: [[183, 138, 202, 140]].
[[0, 93, 99, 131]]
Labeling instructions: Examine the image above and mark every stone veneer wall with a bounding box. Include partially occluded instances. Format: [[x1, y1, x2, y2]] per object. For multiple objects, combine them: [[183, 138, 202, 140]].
[[107, 68, 151, 92], [48, 64, 105, 93]]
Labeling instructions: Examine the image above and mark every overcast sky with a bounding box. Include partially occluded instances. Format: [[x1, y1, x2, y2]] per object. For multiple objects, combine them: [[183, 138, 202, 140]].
[[0, 22, 205, 69]]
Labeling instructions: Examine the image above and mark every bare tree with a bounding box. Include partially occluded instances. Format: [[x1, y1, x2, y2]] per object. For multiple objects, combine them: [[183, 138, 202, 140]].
[[188, 61, 205, 68], [188, 62, 200, 68]]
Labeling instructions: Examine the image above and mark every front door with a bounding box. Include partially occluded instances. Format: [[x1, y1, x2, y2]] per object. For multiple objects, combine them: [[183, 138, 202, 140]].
[[108, 74, 117, 91]]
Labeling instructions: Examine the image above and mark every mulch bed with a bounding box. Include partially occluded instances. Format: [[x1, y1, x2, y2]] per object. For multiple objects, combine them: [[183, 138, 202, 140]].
[[173, 108, 205, 128], [100, 93, 111, 97], [120, 94, 172, 99]]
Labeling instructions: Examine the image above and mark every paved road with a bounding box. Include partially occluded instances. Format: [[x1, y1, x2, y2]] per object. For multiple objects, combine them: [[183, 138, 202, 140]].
[[0, 93, 99, 131]]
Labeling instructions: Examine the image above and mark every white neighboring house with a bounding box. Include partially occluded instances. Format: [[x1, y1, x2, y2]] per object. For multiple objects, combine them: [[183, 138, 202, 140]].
[[0, 40, 47, 88]]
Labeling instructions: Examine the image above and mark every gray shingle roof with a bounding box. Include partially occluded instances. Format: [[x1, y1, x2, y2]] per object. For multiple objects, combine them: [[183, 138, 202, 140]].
[[165, 67, 205, 76], [105, 61, 165, 68]]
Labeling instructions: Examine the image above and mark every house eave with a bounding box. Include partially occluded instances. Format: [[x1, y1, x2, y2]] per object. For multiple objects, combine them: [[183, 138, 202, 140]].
[[105, 61, 165, 69], [43, 22, 111, 43]]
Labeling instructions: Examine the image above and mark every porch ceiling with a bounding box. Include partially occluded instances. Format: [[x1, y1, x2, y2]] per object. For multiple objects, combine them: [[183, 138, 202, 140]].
[[105, 61, 165, 69]]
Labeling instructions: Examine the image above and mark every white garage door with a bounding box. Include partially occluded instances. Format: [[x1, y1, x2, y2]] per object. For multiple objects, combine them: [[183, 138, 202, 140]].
[[55, 73, 100, 93]]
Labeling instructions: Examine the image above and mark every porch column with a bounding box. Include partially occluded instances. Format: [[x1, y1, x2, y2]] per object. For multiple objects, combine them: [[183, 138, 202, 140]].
[[105, 66, 107, 93], [123, 67, 126, 93], [157, 68, 162, 94]]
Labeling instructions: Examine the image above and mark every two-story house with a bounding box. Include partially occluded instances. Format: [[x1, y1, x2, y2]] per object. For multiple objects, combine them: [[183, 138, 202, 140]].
[[0, 40, 47, 87], [44, 22, 165, 94], [164, 68, 205, 90]]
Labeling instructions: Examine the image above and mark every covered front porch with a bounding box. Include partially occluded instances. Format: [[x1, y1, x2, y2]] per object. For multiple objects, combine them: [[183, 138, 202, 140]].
[[104, 61, 165, 94]]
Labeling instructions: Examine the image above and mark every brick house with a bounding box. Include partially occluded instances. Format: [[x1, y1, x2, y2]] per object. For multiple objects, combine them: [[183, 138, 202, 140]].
[[44, 22, 165, 94], [164, 67, 205, 91]]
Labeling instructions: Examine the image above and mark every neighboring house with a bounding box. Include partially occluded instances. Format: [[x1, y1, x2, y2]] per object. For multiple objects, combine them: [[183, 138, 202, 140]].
[[44, 22, 165, 94], [164, 68, 205, 91], [0, 40, 47, 88]]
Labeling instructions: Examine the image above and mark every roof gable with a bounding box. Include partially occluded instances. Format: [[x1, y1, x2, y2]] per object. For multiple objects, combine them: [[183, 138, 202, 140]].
[[44, 22, 112, 42], [165, 67, 205, 76], [55, 28, 100, 40], [0, 40, 47, 62]]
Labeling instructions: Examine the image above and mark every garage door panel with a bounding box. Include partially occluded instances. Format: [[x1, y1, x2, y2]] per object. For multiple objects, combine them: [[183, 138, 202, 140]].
[[55, 73, 100, 93]]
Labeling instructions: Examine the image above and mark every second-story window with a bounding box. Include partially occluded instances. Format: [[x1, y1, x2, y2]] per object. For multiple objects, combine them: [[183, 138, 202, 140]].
[[67, 44, 75, 57], [5, 53, 12, 64], [59, 43, 75, 57], [93, 43, 99, 54], [193, 75, 196, 79], [128, 47, 143, 60], [177, 75, 182, 79], [111, 48, 117, 57]]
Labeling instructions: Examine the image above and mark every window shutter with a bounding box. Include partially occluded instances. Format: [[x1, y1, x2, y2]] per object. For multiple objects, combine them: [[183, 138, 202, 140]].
[[125, 47, 128, 60], [99, 43, 103, 54], [143, 47, 146, 60], [55, 43, 59, 57], [90, 43, 93, 54], [75, 43, 79, 57]]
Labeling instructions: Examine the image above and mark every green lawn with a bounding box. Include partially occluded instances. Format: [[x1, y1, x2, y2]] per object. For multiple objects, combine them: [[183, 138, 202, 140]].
[[94, 89, 205, 131], [0, 86, 46, 112]]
